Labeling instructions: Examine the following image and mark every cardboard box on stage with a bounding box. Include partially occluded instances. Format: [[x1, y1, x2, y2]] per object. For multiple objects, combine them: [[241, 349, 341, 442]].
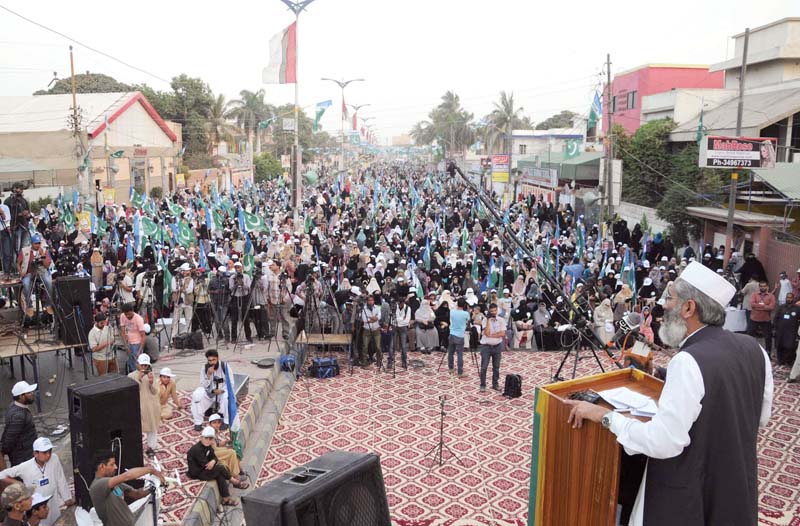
[[528, 368, 664, 526]]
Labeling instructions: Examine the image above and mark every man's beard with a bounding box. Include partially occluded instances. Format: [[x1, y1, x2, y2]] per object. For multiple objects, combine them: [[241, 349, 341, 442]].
[[658, 307, 688, 348]]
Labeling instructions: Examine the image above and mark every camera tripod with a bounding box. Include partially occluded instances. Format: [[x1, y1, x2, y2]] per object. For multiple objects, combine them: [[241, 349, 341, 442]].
[[552, 323, 605, 382], [229, 274, 255, 353], [421, 395, 465, 471]]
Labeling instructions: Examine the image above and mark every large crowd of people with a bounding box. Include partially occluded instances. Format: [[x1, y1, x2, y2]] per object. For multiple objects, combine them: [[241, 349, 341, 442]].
[[0, 158, 791, 524]]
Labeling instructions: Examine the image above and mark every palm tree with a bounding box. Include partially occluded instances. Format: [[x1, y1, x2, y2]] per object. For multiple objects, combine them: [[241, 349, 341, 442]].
[[488, 91, 524, 153], [410, 120, 435, 146], [206, 94, 238, 155], [227, 89, 269, 153]]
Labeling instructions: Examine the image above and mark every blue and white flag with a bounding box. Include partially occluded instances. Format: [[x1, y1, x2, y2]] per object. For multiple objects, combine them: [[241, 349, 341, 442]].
[[224, 364, 242, 457]]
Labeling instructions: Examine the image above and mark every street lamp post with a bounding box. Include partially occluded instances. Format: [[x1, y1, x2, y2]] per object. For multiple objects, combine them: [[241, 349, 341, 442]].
[[321, 77, 364, 172], [279, 0, 316, 210]]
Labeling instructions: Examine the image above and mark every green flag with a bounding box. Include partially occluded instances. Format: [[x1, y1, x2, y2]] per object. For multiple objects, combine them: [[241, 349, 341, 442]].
[[110, 150, 124, 158], [242, 209, 266, 233], [97, 217, 108, 236], [178, 220, 195, 246], [212, 210, 225, 231], [312, 100, 332, 133], [167, 201, 183, 217], [564, 139, 580, 160], [130, 189, 145, 209], [304, 215, 313, 235], [471, 256, 479, 281], [62, 205, 75, 231], [696, 108, 704, 145], [141, 217, 159, 238]]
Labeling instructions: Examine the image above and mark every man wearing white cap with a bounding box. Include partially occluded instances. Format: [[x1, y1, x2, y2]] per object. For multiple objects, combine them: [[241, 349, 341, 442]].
[[171, 262, 195, 338], [2, 381, 38, 467], [0, 437, 72, 526], [128, 354, 161, 457], [158, 368, 182, 420], [565, 262, 773, 526]]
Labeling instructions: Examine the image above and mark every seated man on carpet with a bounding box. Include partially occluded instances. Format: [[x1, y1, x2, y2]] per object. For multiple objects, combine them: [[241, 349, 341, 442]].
[[208, 414, 248, 483], [158, 368, 184, 420], [186, 427, 247, 507]]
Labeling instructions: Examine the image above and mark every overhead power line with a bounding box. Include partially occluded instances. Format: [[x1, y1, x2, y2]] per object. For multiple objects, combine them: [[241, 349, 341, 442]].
[[0, 4, 171, 85]]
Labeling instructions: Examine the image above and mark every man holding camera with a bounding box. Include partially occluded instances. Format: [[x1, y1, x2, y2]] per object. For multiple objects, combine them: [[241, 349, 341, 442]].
[[128, 353, 160, 457], [191, 349, 229, 432], [4, 182, 31, 254], [88, 313, 116, 375], [117, 264, 136, 307], [135, 264, 158, 323], [17, 234, 54, 318], [0, 199, 13, 281], [228, 262, 252, 343], [171, 262, 195, 337], [265, 260, 294, 351], [359, 294, 382, 367]]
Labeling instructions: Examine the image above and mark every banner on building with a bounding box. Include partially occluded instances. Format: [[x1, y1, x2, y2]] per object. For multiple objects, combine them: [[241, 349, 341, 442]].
[[491, 154, 510, 183], [176, 173, 186, 188], [281, 155, 291, 169], [699, 136, 777, 169]]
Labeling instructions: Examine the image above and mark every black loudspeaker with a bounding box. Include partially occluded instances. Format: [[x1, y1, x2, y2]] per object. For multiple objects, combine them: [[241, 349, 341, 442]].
[[68, 375, 143, 510], [56, 276, 93, 345], [242, 451, 391, 526]]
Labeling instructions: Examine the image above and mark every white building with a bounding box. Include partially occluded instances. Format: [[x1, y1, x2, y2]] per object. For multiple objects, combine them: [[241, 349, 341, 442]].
[[0, 92, 181, 202]]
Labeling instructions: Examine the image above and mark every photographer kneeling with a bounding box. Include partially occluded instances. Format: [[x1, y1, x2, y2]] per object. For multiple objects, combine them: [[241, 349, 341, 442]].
[[17, 234, 53, 318]]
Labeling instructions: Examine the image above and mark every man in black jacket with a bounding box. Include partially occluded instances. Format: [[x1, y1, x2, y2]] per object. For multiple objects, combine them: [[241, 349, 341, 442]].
[[186, 427, 238, 506], [1, 381, 38, 468]]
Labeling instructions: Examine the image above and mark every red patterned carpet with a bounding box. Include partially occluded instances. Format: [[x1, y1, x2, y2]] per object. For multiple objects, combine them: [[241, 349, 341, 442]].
[[256, 349, 800, 526], [143, 392, 255, 524]]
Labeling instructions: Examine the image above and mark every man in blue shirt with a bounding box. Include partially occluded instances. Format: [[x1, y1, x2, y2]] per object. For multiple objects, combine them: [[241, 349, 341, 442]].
[[447, 299, 470, 376]]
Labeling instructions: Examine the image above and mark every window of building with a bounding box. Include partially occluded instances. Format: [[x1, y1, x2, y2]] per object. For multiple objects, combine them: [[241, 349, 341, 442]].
[[132, 158, 147, 194], [627, 91, 637, 110], [611, 96, 617, 113], [519, 144, 527, 155]]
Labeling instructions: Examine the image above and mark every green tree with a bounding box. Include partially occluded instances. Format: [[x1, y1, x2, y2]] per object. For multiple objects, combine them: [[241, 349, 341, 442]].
[[206, 94, 238, 154], [536, 110, 578, 130], [409, 91, 475, 156], [253, 153, 283, 183], [132, 83, 177, 120], [657, 142, 726, 245], [227, 89, 272, 154], [618, 119, 674, 205], [34, 73, 132, 95], [486, 91, 524, 153], [170, 75, 214, 159], [149, 186, 163, 200]]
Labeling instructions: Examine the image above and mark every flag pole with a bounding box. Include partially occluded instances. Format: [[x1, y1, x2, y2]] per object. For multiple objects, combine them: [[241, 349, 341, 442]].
[[293, 8, 301, 213]]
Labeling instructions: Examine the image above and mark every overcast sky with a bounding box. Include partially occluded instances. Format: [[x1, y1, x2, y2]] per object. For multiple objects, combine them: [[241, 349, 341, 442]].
[[0, 0, 794, 142]]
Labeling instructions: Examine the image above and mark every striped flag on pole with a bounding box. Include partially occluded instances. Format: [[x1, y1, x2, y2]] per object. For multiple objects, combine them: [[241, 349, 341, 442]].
[[262, 23, 297, 84]]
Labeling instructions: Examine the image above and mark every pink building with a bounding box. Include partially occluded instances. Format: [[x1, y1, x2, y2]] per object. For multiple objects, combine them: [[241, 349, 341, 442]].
[[603, 64, 725, 135]]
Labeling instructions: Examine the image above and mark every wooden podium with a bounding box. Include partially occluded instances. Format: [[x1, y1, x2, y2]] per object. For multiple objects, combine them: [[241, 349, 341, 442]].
[[527, 368, 664, 526]]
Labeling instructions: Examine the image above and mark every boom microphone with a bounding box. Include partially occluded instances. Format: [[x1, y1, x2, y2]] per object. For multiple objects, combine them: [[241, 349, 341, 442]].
[[607, 312, 641, 349]]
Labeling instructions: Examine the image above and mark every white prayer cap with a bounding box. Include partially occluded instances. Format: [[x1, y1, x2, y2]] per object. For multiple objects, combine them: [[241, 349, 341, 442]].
[[677, 261, 736, 308], [643, 278, 653, 286], [201, 426, 215, 438], [137, 354, 151, 365]]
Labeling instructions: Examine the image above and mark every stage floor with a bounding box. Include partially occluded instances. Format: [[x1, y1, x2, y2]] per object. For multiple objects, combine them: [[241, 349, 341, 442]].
[[256, 349, 800, 526]]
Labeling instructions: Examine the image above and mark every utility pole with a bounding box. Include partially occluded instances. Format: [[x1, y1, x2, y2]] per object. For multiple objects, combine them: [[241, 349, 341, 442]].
[[68, 45, 90, 205], [321, 77, 365, 173], [349, 103, 370, 153], [280, 0, 316, 210], [724, 27, 749, 267], [605, 53, 614, 219]]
